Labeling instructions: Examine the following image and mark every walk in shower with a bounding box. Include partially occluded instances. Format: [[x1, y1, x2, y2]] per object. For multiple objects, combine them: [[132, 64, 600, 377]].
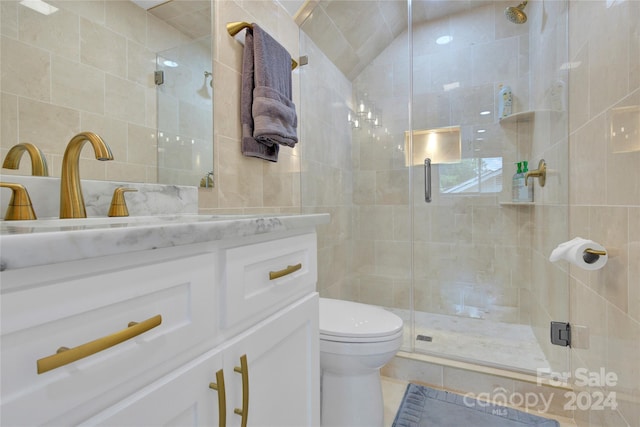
[[300, 0, 570, 376]]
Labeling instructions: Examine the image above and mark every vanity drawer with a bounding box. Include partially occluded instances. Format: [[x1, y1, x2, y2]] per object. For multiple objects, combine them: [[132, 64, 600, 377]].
[[221, 232, 317, 331], [0, 249, 217, 426]]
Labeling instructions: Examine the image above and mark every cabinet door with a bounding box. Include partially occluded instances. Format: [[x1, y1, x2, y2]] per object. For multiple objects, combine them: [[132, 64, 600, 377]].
[[1, 251, 218, 426], [79, 349, 225, 427], [224, 293, 320, 427]]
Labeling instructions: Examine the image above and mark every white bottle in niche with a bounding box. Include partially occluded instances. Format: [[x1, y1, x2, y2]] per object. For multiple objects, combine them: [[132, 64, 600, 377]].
[[512, 162, 524, 202], [498, 85, 512, 118]]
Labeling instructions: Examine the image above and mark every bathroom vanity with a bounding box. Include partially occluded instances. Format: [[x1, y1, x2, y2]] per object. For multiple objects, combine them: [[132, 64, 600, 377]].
[[0, 213, 328, 426]]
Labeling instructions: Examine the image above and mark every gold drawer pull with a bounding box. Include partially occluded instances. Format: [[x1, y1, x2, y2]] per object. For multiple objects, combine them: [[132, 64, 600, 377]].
[[209, 369, 227, 427], [37, 314, 162, 374], [269, 263, 302, 280], [234, 354, 249, 427]]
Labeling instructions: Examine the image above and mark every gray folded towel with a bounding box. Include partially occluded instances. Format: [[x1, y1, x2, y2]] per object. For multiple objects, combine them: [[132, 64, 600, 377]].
[[240, 24, 297, 162]]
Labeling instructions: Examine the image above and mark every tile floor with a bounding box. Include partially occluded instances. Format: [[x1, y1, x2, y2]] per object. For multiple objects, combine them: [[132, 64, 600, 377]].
[[389, 308, 551, 373], [381, 376, 577, 427]]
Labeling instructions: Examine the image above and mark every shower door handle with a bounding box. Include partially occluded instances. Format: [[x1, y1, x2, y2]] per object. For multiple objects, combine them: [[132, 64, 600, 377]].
[[424, 158, 432, 203]]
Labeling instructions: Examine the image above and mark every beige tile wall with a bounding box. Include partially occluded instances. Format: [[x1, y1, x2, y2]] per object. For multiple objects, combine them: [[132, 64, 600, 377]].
[[523, 0, 572, 379], [204, 0, 302, 214], [0, 0, 189, 182], [567, 1, 640, 425], [298, 31, 354, 298], [350, 2, 538, 323]]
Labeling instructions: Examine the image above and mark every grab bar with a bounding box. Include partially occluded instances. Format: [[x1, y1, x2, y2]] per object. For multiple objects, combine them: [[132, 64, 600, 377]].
[[424, 158, 432, 203]]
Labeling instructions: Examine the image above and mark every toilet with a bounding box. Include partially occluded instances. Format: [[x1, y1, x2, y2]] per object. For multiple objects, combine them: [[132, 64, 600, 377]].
[[319, 298, 404, 427]]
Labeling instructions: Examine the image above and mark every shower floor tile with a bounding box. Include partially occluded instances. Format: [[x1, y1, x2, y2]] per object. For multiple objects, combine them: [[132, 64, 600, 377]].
[[389, 309, 551, 373]]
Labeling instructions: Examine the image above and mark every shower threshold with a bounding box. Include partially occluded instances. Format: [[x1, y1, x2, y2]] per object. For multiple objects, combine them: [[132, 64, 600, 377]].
[[389, 308, 552, 374]]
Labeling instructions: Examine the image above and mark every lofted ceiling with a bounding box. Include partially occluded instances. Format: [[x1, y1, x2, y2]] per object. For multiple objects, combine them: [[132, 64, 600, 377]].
[[132, 0, 211, 40], [294, 0, 493, 80]]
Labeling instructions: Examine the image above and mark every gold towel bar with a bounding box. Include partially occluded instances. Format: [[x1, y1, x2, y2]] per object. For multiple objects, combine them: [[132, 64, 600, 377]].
[[226, 21, 298, 70]]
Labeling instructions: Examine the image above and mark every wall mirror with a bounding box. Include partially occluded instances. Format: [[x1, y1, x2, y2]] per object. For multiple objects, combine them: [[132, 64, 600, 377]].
[[0, 0, 213, 188]]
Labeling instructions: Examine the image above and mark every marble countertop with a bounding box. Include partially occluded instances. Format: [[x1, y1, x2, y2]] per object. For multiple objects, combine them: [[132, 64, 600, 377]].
[[0, 213, 330, 271]]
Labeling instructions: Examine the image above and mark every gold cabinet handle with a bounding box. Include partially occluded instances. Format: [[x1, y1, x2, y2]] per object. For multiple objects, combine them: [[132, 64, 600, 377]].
[[269, 263, 302, 280], [233, 354, 249, 427], [36, 314, 162, 374], [209, 369, 227, 427]]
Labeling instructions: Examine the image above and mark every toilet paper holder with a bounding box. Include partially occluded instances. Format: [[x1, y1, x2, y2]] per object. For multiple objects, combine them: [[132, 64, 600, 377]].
[[583, 248, 607, 264]]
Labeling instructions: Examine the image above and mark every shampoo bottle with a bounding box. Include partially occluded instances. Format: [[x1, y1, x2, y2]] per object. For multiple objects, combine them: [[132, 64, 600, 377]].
[[512, 162, 524, 202], [521, 160, 534, 202], [498, 85, 513, 118]]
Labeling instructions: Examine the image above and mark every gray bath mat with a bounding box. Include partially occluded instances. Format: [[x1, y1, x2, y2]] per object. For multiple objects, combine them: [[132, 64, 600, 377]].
[[392, 383, 560, 427]]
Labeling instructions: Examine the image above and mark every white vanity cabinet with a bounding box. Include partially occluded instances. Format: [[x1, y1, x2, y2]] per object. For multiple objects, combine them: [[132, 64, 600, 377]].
[[81, 293, 318, 427], [0, 224, 322, 427]]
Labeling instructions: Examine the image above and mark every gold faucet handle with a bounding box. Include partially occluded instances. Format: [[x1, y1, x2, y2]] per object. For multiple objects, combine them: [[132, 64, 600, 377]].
[[108, 187, 137, 217], [0, 182, 37, 220]]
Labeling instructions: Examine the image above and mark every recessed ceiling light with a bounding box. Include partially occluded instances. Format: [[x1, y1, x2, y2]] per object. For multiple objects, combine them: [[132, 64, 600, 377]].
[[436, 35, 453, 45], [480, 111, 491, 116], [19, 0, 58, 15], [477, 129, 486, 133], [163, 60, 178, 68]]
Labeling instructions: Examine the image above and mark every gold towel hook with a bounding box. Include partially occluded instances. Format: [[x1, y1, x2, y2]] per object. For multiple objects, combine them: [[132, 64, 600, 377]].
[[226, 21, 298, 70]]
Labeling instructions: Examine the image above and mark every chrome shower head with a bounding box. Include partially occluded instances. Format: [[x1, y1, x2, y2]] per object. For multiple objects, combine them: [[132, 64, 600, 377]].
[[505, 1, 528, 24], [197, 71, 213, 98]]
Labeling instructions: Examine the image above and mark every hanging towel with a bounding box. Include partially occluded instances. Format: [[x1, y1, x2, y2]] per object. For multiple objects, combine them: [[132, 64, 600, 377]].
[[240, 23, 297, 162]]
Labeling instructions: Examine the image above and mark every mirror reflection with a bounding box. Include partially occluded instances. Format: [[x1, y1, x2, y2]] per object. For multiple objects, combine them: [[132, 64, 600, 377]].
[[0, 0, 213, 188]]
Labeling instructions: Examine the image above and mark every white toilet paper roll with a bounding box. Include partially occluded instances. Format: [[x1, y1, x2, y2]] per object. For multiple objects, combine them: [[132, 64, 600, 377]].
[[549, 237, 608, 270]]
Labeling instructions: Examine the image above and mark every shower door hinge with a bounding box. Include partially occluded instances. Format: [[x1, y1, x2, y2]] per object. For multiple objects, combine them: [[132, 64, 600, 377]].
[[550, 321, 571, 347], [154, 70, 164, 86]]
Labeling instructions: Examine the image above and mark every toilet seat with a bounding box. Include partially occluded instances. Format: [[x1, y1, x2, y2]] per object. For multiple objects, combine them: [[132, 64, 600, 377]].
[[319, 298, 403, 343]]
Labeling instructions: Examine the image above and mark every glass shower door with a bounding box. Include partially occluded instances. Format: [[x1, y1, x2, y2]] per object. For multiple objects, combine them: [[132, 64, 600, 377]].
[[410, 0, 570, 375]]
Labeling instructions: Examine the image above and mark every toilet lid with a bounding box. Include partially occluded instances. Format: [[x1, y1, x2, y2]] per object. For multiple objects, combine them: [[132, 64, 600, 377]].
[[319, 298, 403, 339]]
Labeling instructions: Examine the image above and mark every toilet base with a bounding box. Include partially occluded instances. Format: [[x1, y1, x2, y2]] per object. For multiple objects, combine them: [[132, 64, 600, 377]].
[[321, 369, 384, 427]]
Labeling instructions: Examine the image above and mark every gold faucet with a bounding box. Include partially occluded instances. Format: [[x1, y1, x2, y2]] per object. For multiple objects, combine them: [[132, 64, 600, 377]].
[[60, 132, 113, 218], [0, 182, 37, 220], [2, 142, 49, 176]]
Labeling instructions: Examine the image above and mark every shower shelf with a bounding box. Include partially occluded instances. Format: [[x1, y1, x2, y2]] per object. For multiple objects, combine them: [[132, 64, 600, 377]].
[[499, 109, 563, 124], [499, 201, 534, 206], [498, 110, 535, 124]]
